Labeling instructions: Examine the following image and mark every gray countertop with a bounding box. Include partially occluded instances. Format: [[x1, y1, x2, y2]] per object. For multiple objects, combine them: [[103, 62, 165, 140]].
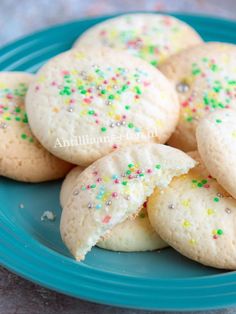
[[1, 1, 236, 313]]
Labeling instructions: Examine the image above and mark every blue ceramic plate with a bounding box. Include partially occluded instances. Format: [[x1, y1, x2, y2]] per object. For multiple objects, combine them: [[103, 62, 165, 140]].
[[1, 13, 236, 312]]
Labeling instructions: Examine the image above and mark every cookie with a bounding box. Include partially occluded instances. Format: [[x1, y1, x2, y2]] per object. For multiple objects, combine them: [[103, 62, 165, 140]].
[[60, 143, 195, 261], [0, 72, 72, 182], [148, 151, 236, 269], [160, 42, 236, 151], [26, 48, 179, 166], [60, 166, 167, 252], [74, 13, 202, 67], [197, 109, 236, 199]]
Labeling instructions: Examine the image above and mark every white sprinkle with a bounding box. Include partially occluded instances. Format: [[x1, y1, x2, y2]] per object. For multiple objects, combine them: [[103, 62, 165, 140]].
[[41, 211, 56, 222]]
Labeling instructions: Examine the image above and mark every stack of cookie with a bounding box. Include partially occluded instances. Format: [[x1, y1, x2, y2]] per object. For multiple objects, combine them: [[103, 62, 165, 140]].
[[2, 13, 236, 270]]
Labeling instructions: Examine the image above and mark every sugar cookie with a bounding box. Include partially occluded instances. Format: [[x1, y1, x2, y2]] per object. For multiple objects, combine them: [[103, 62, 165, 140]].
[[60, 143, 195, 261], [148, 151, 236, 269], [0, 72, 72, 182], [60, 166, 167, 252], [197, 109, 236, 199], [26, 48, 179, 166], [160, 42, 236, 151], [74, 13, 202, 67]]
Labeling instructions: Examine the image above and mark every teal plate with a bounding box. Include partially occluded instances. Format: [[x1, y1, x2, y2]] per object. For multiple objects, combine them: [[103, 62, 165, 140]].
[[1, 13, 236, 312]]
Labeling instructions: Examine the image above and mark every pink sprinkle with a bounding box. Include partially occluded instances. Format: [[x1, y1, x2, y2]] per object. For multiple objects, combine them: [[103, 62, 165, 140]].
[[86, 185, 90, 189], [128, 175, 133, 179], [226, 105, 230, 109], [147, 169, 152, 173], [95, 120, 99, 124], [93, 171, 98, 176], [96, 178, 102, 183], [51, 81, 57, 86], [84, 98, 91, 104], [204, 184, 210, 189], [122, 115, 126, 119], [213, 235, 218, 240], [114, 179, 120, 184], [192, 108, 196, 112], [127, 81, 131, 85], [182, 101, 189, 108], [35, 86, 40, 91], [112, 144, 118, 149], [205, 106, 210, 111], [62, 70, 69, 75], [103, 215, 111, 224], [112, 192, 118, 198], [87, 88, 92, 93], [135, 95, 139, 99], [136, 170, 142, 174], [71, 88, 76, 93], [143, 201, 147, 208], [70, 99, 75, 104], [100, 30, 106, 36], [6, 94, 13, 99], [0, 110, 3, 114], [143, 81, 150, 87], [103, 80, 108, 84]]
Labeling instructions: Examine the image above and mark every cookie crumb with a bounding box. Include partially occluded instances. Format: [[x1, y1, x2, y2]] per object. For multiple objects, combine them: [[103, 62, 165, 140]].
[[41, 211, 56, 222]]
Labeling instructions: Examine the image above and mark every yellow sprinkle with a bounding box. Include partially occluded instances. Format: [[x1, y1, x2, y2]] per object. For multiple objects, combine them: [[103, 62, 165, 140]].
[[103, 176, 110, 183], [74, 51, 85, 60], [71, 69, 78, 75], [232, 131, 236, 138], [189, 239, 196, 245], [212, 229, 217, 235], [38, 75, 45, 83], [53, 107, 59, 113], [207, 208, 215, 215], [183, 220, 191, 228], [156, 120, 163, 127], [181, 199, 190, 208], [0, 82, 7, 88]]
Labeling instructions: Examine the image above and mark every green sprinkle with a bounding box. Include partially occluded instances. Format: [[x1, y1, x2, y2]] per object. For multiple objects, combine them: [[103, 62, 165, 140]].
[[197, 183, 203, 187], [88, 110, 95, 115], [126, 170, 131, 175], [6, 117, 11, 121], [101, 90, 106, 94], [15, 117, 21, 121], [156, 164, 161, 169], [139, 173, 144, 177], [192, 180, 197, 183], [216, 119, 222, 124], [108, 94, 115, 100], [21, 133, 27, 140], [101, 127, 107, 132], [128, 123, 134, 128], [217, 229, 223, 235], [125, 105, 130, 110], [29, 137, 34, 143], [202, 179, 208, 184], [192, 68, 201, 76], [122, 181, 127, 186], [15, 107, 21, 113], [90, 184, 96, 189], [150, 60, 158, 67], [214, 197, 220, 202], [81, 90, 87, 94], [135, 86, 142, 95], [186, 116, 193, 122], [3, 107, 8, 111], [128, 164, 134, 168]]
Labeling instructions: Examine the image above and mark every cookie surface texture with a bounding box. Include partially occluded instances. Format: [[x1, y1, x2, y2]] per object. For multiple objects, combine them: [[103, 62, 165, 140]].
[[26, 48, 179, 166], [74, 13, 203, 67], [197, 109, 236, 199], [148, 151, 236, 269], [60, 143, 195, 260], [0, 72, 72, 182], [160, 42, 236, 151], [60, 166, 167, 252]]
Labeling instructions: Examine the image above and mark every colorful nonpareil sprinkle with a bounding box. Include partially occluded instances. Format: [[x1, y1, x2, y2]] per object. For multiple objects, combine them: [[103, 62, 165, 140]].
[[73, 162, 162, 224], [0, 82, 34, 142], [179, 57, 236, 123], [37, 66, 151, 134], [82, 15, 201, 66]]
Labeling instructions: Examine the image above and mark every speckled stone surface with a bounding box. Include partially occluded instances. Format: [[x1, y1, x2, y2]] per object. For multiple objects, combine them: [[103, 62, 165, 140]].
[[1, 1, 236, 314]]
